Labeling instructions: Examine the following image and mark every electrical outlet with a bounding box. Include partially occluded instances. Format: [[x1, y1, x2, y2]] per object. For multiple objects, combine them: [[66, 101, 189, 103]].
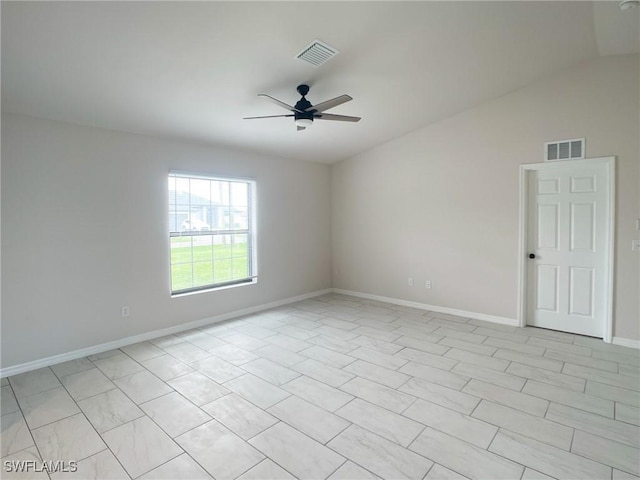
[[633, 240, 640, 252], [425, 280, 432, 289], [121, 306, 130, 317], [408, 277, 414, 287]]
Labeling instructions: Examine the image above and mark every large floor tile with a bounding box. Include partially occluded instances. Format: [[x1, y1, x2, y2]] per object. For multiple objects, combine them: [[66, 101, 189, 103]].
[[1, 412, 33, 457], [102, 416, 182, 478], [343, 361, 409, 389], [452, 363, 525, 391], [336, 398, 424, 447], [563, 363, 640, 392], [400, 377, 479, 414], [182, 332, 227, 351], [506, 363, 585, 392], [50, 449, 130, 480], [473, 400, 573, 450], [300, 345, 357, 369], [268, 395, 349, 444], [444, 348, 509, 372], [349, 347, 408, 370], [224, 373, 290, 409], [238, 459, 295, 480], [586, 381, 640, 407], [328, 424, 433, 479], [399, 362, 469, 390], [190, 355, 246, 383], [60, 368, 115, 401], [489, 429, 611, 480], [424, 464, 470, 479], [0, 386, 19, 416], [282, 375, 354, 412], [250, 422, 345, 479], [405, 399, 497, 448], [351, 335, 403, 355], [241, 358, 300, 386], [202, 393, 277, 439], [140, 354, 194, 381], [293, 359, 355, 388], [78, 388, 144, 433], [9, 368, 60, 398], [32, 413, 105, 463], [253, 344, 306, 367], [224, 333, 270, 351], [139, 453, 212, 479], [163, 342, 210, 363], [113, 370, 173, 404], [308, 334, 358, 355], [546, 402, 640, 448], [545, 349, 618, 372], [93, 354, 144, 380], [522, 379, 613, 417], [493, 349, 563, 372], [120, 342, 165, 362], [209, 343, 259, 365], [396, 348, 458, 371], [140, 392, 211, 437], [50, 358, 94, 379], [411, 427, 523, 480], [328, 461, 380, 479], [572, 430, 640, 477], [1, 446, 49, 479], [18, 386, 80, 429], [177, 420, 264, 478], [482, 337, 544, 356], [616, 403, 640, 426], [462, 379, 548, 417], [167, 372, 229, 406], [341, 376, 416, 413], [393, 336, 449, 355], [263, 334, 312, 353]]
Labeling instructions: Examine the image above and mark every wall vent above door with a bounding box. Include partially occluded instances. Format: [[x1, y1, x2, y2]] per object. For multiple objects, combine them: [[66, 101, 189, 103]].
[[545, 138, 585, 161], [296, 40, 339, 67]]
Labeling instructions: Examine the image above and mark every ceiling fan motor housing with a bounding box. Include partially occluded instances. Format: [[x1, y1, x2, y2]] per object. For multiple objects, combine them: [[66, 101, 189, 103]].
[[295, 85, 314, 121]]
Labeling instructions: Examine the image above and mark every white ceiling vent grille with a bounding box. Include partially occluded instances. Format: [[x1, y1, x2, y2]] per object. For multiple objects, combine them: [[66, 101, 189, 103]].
[[545, 138, 585, 161], [296, 40, 339, 67]]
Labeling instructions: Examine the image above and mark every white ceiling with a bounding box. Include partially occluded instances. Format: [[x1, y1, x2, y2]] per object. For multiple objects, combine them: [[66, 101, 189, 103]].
[[2, 2, 638, 164]]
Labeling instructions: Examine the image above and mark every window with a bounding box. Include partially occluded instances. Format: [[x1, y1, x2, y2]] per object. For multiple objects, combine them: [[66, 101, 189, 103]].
[[168, 172, 256, 295]]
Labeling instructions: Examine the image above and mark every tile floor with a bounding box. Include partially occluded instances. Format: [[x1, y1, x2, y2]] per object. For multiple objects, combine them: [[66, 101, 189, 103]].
[[1, 293, 639, 480]]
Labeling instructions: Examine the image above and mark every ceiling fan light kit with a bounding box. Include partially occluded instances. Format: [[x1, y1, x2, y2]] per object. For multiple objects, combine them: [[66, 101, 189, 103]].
[[295, 118, 313, 128], [244, 84, 361, 131]]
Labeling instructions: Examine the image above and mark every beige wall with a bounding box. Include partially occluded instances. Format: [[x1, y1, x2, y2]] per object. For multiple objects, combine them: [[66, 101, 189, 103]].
[[332, 54, 639, 341], [1, 114, 332, 366]]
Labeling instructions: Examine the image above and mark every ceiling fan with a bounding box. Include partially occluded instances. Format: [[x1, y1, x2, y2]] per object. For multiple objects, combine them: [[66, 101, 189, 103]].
[[244, 84, 361, 131]]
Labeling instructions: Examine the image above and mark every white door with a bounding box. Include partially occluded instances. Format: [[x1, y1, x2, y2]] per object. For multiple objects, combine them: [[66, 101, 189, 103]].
[[526, 161, 611, 337]]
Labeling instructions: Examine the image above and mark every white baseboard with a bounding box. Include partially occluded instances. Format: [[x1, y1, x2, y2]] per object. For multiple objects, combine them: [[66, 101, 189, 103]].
[[612, 337, 640, 350], [0, 289, 331, 378], [331, 288, 519, 326]]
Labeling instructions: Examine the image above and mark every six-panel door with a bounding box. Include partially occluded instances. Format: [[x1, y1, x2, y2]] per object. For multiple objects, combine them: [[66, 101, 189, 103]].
[[526, 163, 609, 337]]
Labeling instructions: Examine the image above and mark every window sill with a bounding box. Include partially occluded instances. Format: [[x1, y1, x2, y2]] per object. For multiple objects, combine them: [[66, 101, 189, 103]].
[[171, 278, 257, 298]]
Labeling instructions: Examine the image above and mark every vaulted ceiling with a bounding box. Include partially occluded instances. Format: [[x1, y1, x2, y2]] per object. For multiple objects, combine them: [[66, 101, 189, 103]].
[[2, 2, 638, 163]]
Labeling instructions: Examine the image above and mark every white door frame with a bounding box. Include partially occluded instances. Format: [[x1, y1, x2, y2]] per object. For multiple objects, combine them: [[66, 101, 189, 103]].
[[517, 156, 616, 342]]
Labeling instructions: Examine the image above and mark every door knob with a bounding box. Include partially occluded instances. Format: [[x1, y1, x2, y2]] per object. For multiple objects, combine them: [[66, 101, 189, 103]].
[[529, 253, 536, 259]]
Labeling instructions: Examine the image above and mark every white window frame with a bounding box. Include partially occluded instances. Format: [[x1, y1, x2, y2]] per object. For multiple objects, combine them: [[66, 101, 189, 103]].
[[168, 171, 257, 296]]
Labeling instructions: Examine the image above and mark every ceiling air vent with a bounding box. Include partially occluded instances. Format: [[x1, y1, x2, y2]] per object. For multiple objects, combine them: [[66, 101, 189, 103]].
[[296, 40, 339, 67], [545, 138, 585, 161]]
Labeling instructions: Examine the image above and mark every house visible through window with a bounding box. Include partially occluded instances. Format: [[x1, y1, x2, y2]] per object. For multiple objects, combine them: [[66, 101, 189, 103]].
[[169, 172, 256, 295]]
